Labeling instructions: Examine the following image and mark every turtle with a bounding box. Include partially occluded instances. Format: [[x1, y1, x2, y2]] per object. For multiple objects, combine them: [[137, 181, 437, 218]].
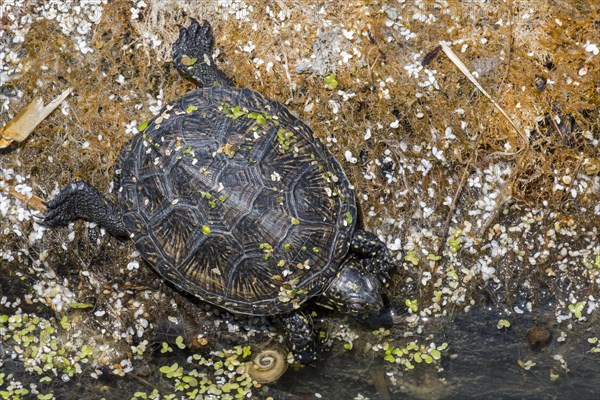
[[42, 19, 394, 363]]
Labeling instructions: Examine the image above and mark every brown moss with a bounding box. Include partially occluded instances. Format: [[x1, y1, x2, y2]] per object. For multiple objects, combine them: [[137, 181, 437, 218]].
[[1, 0, 599, 359]]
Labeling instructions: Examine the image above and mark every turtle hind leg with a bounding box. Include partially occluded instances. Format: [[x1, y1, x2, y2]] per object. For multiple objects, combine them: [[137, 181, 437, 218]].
[[351, 230, 394, 275], [42, 181, 128, 238], [172, 19, 233, 87], [280, 311, 316, 364]]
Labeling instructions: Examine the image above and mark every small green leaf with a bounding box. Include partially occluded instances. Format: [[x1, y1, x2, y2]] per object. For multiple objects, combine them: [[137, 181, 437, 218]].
[[68, 302, 93, 309], [60, 316, 70, 329], [242, 346, 252, 358], [202, 225, 211, 235], [497, 319, 511, 329], [175, 336, 186, 349], [568, 301, 585, 319], [324, 72, 338, 89], [405, 299, 418, 313], [518, 359, 536, 370], [79, 345, 94, 358], [160, 342, 173, 353], [231, 106, 246, 118], [290, 217, 300, 225], [344, 211, 353, 225], [222, 383, 239, 393], [588, 346, 600, 353], [448, 236, 462, 253], [248, 112, 267, 125], [221, 103, 232, 116], [182, 376, 198, 386], [186, 105, 198, 113], [404, 250, 420, 266], [159, 365, 171, 373], [159, 363, 181, 378], [138, 121, 149, 132]]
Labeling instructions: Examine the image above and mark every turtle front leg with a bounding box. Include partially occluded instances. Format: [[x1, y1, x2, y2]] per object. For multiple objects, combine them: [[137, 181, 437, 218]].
[[350, 230, 394, 275], [42, 181, 128, 238], [172, 19, 233, 87], [280, 311, 315, 364]]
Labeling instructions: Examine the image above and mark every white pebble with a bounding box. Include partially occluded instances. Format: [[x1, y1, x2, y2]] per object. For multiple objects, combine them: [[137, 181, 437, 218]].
[[344, 150, 357, 164]]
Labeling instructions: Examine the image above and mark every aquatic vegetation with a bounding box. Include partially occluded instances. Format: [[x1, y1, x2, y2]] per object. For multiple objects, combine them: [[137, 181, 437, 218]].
[[380, 340, 448, 371], [0, 312, 279, 399], [497, 319, 511, 329]]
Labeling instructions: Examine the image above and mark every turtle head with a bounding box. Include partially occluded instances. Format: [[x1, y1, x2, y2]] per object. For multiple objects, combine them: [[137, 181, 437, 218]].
[[320, 258, 383, 318]]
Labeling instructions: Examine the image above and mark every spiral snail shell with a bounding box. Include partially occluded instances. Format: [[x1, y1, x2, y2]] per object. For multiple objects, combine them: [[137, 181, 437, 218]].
[[245, 347, 289, 383]]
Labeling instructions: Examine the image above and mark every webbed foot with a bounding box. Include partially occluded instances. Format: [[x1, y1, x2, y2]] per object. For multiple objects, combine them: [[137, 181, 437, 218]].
[[351, 230, 394, 275], [281, 311, 315, 364], [43, 181, 128, 238], [172, 19, 233, 87]]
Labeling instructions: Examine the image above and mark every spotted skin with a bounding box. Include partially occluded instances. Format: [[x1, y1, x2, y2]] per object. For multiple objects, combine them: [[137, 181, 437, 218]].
[[350, 230, 394, 276], [281, 312, 314, 364], [319, 256, 384, 317]]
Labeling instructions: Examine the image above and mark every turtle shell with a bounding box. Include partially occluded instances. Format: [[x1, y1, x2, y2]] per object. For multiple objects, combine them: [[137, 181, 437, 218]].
[[117, 86, 356, 316]]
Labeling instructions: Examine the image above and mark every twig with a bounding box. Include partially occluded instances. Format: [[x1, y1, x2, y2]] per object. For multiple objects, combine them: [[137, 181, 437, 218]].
[[279, 44, 294, 101], [0, 177, 47, 213], [128, 372, 165, 393], [498, 0, 515, 90], [439, 43, 528, 148], [369, 365, 391, 400]]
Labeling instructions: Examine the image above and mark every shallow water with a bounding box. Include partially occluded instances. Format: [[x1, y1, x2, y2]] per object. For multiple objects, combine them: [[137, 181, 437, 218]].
[[3, 305, 597, 400], [272, 307, 599, 400]]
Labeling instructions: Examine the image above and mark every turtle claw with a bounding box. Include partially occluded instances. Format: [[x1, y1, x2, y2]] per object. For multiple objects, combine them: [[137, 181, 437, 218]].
[[173, 19, 213, 73], [32, 212, 47, 226], [172, 19, 233, 87], [42, 182, 85, 227]]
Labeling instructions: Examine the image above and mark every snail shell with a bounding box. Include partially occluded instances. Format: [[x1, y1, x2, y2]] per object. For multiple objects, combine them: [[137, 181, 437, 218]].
[[245, 347, 288, 383]]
